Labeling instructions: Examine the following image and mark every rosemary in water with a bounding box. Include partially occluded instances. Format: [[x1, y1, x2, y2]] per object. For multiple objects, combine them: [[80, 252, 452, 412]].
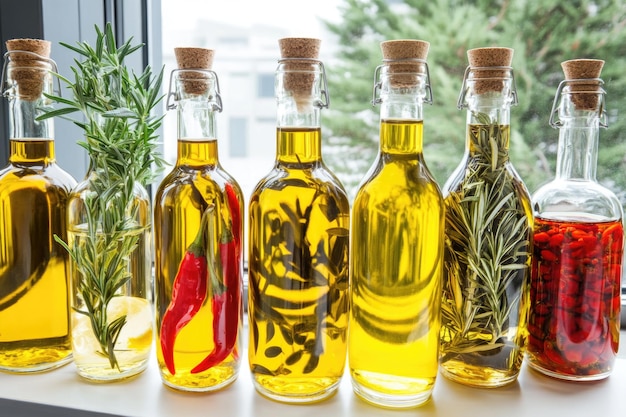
[[40, 23, 164, 369], [441, 112, 530, 358]]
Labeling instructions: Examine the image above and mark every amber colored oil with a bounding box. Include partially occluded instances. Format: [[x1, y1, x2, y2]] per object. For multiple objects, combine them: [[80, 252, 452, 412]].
[[350, 120, 444, 407], [154, 139, 243, 391], [248, 127, 350, 403], [0, 139, 75, 372]]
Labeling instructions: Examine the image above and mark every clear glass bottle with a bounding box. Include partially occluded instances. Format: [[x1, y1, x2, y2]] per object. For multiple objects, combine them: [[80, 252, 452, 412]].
[[248, 38, 350, 403], [528, 59, 623, 381], [154, 47, 243, 391], [349, 40, 443, 408], [0, 39, 76, 373], [439, 47, 531, 387]]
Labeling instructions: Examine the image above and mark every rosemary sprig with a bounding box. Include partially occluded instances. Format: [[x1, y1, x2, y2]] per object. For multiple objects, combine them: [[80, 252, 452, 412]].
[[40, 23, 164, 369], [441, 111, 530, 358]]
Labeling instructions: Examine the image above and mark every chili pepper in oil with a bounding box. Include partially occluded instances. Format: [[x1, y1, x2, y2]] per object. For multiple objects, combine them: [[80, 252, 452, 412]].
[[192, 184, 242, 374], [160, 207, 211, 375]]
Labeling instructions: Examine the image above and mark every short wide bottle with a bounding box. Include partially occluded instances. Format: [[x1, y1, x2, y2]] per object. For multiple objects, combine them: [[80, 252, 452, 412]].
[[0, 39, 76, 373], [349, 40, 444, 408]]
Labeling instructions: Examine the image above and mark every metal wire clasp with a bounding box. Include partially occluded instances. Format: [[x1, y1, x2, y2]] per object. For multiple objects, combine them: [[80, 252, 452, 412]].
[[371, 58, 433, 106], [548, 78, 607, 128], [166, 68, 223, 112], [456, 65, 518, 109], [1, 50, 61, 97]]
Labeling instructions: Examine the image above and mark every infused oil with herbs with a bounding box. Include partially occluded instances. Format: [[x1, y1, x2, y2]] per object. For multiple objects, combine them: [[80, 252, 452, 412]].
[[248, 38, 350, 403]]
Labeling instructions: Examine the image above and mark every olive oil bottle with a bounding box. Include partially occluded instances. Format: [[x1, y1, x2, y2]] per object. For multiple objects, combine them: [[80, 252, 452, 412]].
[[440, 48, 532, 387], [349, 40, 444, 408], [154, 48, 243, 391], [0, 39, 76, 372], [248, 38, 350, 403]]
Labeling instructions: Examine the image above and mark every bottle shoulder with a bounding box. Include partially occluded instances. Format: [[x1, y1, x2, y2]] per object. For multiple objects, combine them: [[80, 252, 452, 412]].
[[532, 179, 623, 221], [0, 162, 76, 192]]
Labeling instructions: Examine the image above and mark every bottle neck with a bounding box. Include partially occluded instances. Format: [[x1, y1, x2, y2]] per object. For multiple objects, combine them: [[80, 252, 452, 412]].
[[8, 98, 55, 165], [176, 139, 218, 168], [555, 112, 599, 181], [177, 98, 218, 141], [464, 93, 512, 160], [276, 127, 322, 164]]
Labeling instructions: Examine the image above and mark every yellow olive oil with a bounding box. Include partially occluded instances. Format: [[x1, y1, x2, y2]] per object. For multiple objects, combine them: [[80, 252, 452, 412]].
[[248, 127, 350, 403]]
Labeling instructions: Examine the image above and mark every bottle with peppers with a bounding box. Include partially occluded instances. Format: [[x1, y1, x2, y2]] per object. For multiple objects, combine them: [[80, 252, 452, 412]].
[[154, 47, 244, 391], [248, 38, 350, 403], [439, 47, 532, 388], [528, 59, 624, 381], [349, 39, 443, 408]]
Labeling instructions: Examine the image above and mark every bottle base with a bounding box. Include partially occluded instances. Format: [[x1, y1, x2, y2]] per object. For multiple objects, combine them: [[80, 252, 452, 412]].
[[0, 353, 72, 374], [351, 376, 433, 409], [75, 360, 149, 383], [526, 359, 612, 382], [160, 369, 239, 392], [252, 375, 340, 404], [439, 360, 519, 388]]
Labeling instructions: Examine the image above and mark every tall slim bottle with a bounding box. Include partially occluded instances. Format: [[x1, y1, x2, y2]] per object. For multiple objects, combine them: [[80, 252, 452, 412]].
[[528, 59, 623, 381], [0, 39, 76, 372], [439, 47, 532, 387], [349, 40, 443, 408], [154, 48, 243, 391], [248, 38, 350, 403]]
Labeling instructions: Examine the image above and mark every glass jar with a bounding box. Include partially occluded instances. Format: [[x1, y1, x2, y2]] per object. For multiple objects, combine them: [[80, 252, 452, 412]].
[[439, 47, 531, 387], [154, 48, 243, 391], [349, 40, 443, 408], [248, 38, 350, 403], [0, 39, 77, 373], [527, 59, 623, 381], [66, 173, 153, 381]]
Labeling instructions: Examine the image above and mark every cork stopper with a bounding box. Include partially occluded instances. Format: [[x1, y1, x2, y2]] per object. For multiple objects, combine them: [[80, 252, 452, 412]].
[[380, 39, 429, 88], [5, 38, 52, 100], [174, 47, 215, 95], [467, 47, 514, 94], [278, 38, 321, 109], [561, 59, 604, 110]]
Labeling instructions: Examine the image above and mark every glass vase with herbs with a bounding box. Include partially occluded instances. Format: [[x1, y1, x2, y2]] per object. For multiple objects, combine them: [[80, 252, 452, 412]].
[[39, 24, 164, 382], [439, 47, 532, 388], [349, 39, 444, 408], [0, 39, 77, 373], [154, 47, 243, 391], [248, 38, 350, 403], [528, 59, 623, 381]]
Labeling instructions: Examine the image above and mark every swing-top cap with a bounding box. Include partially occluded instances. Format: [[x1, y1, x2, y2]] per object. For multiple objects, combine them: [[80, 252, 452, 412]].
[[5, 38, 52, 100], [174, 47, 215, 95], [561, 58, 604, 110], [278, 37, 321, 109], [467, 47, 513, 94], [380, 39, 429, 88]]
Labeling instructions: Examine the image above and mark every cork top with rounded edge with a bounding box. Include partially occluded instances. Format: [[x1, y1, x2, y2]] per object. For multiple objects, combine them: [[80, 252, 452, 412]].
[[561, 59, 604, 110], [380, 39, 429, 88], [278, 38, 321, 109], [467, 47, 514, 94], [174, 47, 215, 95], [5, 38, 52, 101]]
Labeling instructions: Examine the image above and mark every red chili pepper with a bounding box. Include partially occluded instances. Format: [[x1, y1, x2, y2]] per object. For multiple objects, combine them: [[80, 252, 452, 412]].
[[159, 207, 212, 375], [191, 183, 242, 374]]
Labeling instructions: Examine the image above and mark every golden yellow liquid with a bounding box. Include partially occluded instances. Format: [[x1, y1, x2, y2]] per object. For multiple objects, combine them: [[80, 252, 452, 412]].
[[349, 120, 444, 407], [154, 139, 243, 391], [440, 124, 531, 387], [248, 127, 350, 403], [0, 139, 75, 372]]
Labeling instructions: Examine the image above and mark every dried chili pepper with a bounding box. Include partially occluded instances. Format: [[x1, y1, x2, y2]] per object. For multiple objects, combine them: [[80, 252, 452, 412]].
[[191, 183, 241, 374], [160, 207, 212, 375], [528, 217, 623, 377]]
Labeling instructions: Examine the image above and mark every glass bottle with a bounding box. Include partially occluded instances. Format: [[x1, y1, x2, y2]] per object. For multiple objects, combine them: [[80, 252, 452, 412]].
[[439, 47, 532, 387], [248, 38, 350, 403], [349, 40, 443, 408], [154, 47, 243, 391], [0, 39, 76, 373], [527, 59, 623, 381]]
